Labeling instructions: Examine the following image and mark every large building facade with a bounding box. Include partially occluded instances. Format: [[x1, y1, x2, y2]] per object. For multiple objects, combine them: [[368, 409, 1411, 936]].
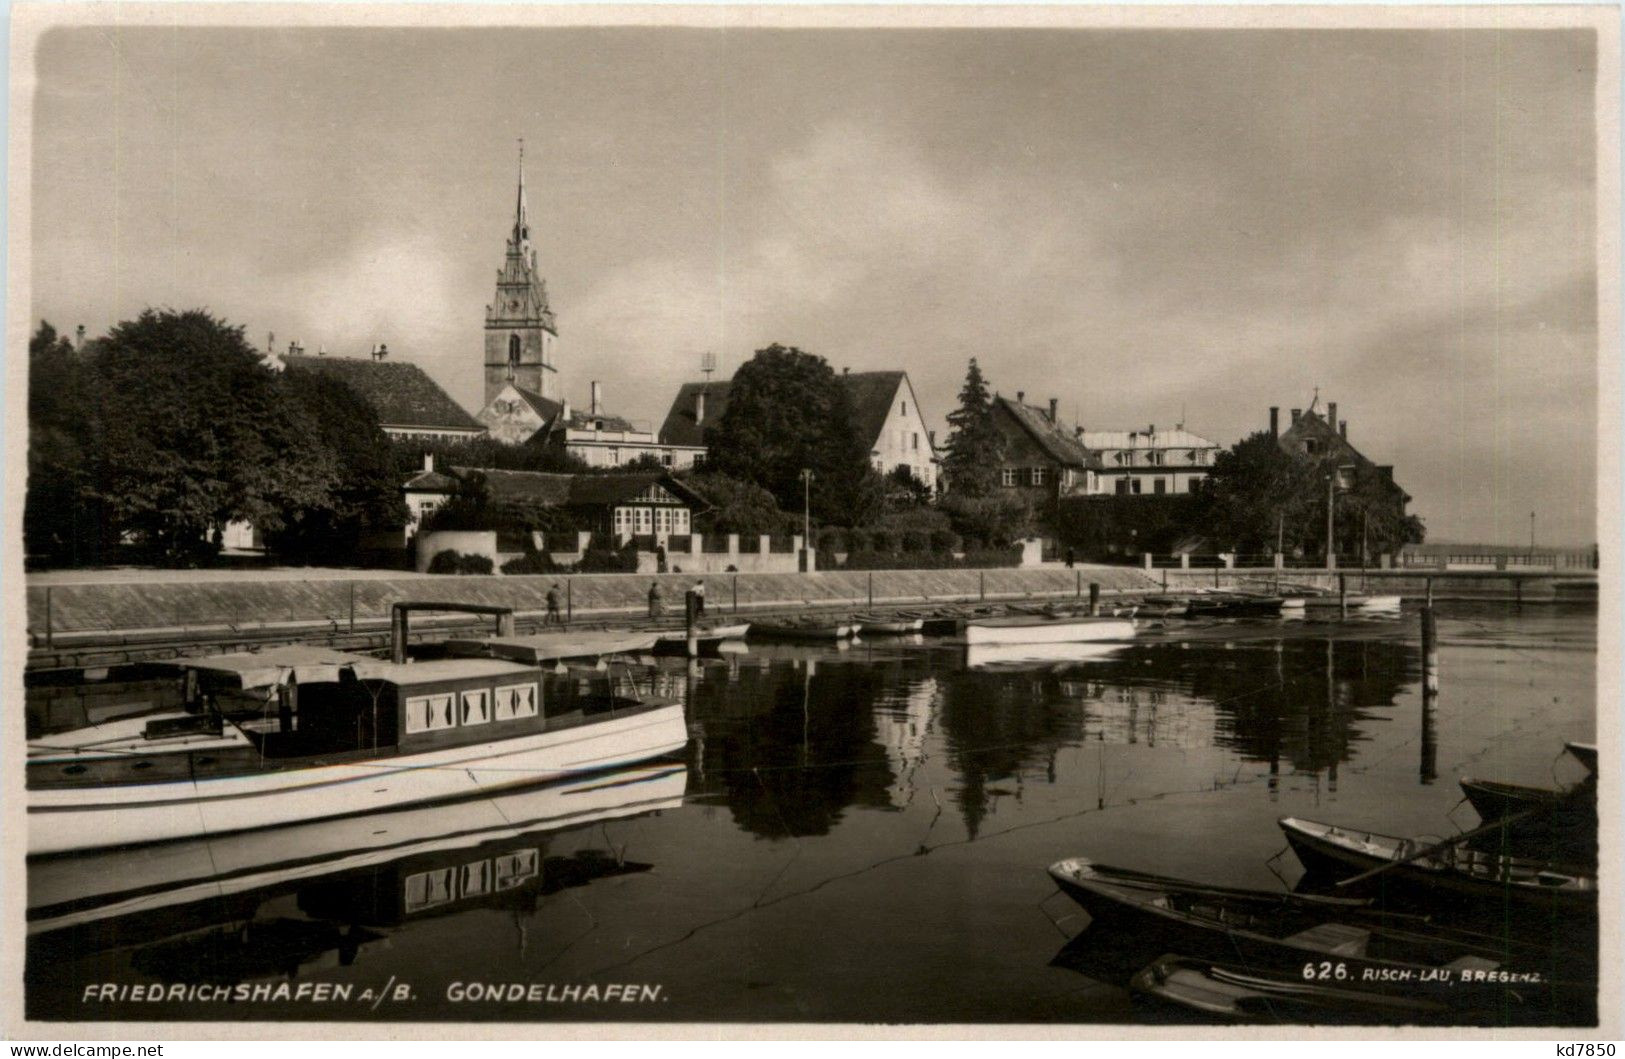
[[1079, 425, 1220, 496]]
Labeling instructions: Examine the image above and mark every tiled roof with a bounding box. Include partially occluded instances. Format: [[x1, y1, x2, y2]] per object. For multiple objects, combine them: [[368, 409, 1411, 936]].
[[996, 396, 1101, 469], [1080, 428, 1219, 450], [659, 381, 732, 446], [450, 467, 707, 510], [284, 355, 481, 432], [840, 371, 907, 450], [402, 470, 458, 492]]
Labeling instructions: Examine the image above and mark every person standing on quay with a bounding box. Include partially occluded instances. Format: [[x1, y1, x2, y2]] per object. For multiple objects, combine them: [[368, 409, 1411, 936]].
[[545, 583, 563, 627], [693, 579, 707, 618], [648, 580, 665, 620]]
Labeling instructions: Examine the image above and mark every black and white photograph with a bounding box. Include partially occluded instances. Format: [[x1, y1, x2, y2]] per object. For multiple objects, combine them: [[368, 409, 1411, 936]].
[[3, 3, 1618, 1038]]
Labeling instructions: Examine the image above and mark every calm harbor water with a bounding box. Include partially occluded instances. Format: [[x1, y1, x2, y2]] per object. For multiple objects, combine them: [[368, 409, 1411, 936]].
[[26, 601, 1598, 1024]]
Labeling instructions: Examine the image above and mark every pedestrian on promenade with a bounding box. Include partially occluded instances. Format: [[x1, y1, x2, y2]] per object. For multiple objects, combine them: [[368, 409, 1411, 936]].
[[648, 580, 665, 620], [693, 579, 707, 618], [1066, 548, 1075, 568], [545, 583, 563, 627]]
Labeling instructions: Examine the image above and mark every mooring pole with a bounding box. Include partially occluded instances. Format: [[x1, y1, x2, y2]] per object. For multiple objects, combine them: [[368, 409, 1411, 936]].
[[1076, 569, 1082, 598], [566, 579, 573, 625], [1339, 573, 1347, 619], [868, 572, 874, 611], [733, 574, 739, 614], [391, 606, 408, 664], [1089, 582, 1100, 617], [349, 582, 356, 633], [980, 571, 986, 602], [685, 587, 698, 658], [44, 587, 53, 648], [1420, 603, 1439, 696], [1425, 576, 1433, 608]]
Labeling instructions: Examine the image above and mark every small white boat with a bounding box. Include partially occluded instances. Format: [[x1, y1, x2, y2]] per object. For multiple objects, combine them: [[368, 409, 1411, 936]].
[[963, 614, 1136, 646], [27, 606, 687, 857], [1357, 594, 1403, 611]]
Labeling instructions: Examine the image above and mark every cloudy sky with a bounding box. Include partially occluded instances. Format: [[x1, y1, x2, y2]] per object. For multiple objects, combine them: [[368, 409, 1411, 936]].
[[28, 18, 1600, 546]]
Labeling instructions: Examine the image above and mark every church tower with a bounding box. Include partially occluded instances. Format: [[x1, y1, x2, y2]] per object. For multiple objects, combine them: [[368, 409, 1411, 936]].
[[484, 143, 558, 405]]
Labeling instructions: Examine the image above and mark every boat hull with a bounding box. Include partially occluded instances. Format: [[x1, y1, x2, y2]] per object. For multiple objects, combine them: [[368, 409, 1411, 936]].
[[28, 704, 688, 856], [964, 616, 1135, 646]]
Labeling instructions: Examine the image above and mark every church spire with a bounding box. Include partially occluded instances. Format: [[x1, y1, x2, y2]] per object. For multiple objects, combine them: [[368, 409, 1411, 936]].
[[514, 139, 530, 245]]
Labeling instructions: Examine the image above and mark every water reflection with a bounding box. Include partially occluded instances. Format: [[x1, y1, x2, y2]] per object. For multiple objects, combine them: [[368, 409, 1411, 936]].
[[26, 765, 686, 1017]]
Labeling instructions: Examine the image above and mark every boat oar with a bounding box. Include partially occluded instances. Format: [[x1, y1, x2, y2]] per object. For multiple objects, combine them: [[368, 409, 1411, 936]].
[[1332, 805, 1553, 889]]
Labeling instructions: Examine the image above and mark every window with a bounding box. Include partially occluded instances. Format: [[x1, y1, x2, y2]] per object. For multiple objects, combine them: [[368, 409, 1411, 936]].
[[1030, 467, 1047, 486], [674, 508, 690, 533], [1131, 478, 1143, 495], [1147, 451, 1163, 466], [614, 508, 632, 534], [1002, 468, 1017, 487], [608, 447, 620, 464], [912, 432, 919, 450], [1115, 478, 1130, 495], [461, 860, 492, 898], [1304, 440, 1321, 456], [495, 849, 540, 890], [662, 453, 674, 466], [462, 689, 490, 726], [1154, 478, 1168, 495], [494, 683, 539, 721], [405, 693, 456, 734], [508, 334, 521, 369], [405, 867, 455, 912], [901, 400, 908, 416], [1114, 451, 1130, 465]]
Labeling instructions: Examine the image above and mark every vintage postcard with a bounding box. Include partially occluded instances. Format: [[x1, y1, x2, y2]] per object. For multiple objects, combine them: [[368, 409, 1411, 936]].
[[2, 2, 1618, 1041]]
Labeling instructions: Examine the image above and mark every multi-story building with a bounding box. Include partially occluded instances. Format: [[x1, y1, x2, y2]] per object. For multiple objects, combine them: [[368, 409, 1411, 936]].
[[1079, 425, 1220, 496], [988, 392, 1102, 500], [280, 347, 485, 444]]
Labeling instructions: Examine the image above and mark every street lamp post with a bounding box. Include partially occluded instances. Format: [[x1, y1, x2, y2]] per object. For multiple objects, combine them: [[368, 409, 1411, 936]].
[[799, 469, 813, 550]]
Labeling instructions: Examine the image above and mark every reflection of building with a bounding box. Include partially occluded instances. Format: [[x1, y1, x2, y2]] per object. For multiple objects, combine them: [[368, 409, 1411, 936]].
[[873, 678, 938, 807]]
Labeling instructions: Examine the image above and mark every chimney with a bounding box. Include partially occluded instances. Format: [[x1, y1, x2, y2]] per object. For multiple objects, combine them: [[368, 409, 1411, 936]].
[[694, 389, 707, 425], [1269, 406, 1280, 437], [268, 331, 276, 355], [1340, 421, 1348, 439], [1148, 424, 1156, 436], [927, 429, 936, 448], [1327, 402, 1337, 433], [1291, 408, 1302, 425], [590, 381, 602, 416], [74, 325, 85, 350], [1048, 398, 1059, 423], [423, 452, 434, 473], [1016, 390, 1025, 404], [1074, 426, 1084, 440]]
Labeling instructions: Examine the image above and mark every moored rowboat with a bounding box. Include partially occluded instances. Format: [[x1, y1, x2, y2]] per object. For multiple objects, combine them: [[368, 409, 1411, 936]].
[[964, 615, 1135, 646]]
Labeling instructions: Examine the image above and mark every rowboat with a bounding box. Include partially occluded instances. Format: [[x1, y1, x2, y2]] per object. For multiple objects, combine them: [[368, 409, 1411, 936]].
[[963, 615, 1135, 646], [854, 615, 925, 635], [1130, 954, 1455, 1022], [748, 619, 856, 642], [26, 606, 687, 856], [651, 622, 752, 654], [1278, 817, 1597, 914], [1047, 859, 1572, 1013], [1459, 777, 1596, 865]]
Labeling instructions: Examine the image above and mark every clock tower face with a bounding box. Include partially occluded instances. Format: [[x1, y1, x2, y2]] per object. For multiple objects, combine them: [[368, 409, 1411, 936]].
[[484, 148, 558, 407]]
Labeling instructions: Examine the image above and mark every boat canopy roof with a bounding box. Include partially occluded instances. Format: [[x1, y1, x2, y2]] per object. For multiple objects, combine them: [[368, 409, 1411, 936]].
[[183, 645, 378, 689], [351, 657, 538, 687], [443, 630, 660, 665]]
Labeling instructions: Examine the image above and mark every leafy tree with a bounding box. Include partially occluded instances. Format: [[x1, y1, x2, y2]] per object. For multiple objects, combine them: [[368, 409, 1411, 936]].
[[264, 369, 408, 560], [884, 464, 934, 508], [701, 344, 878, 526], [683, 470, 792, 537], [92, 310, 334, 564], [939, 491, 1034, 547], [1192, 431, 1321, 556], [941, 358, 1005, 498], [25, 322, 111, 565]]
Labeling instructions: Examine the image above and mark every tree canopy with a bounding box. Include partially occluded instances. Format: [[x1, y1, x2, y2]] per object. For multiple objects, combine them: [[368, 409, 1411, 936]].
[[941, 358, 1005, 498], [684, 470, 792, 538], [701, 344, 881, 526]]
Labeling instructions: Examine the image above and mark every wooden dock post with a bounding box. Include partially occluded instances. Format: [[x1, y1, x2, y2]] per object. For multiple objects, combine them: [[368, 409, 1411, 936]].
[[566, 579, 573, 625], [868, 572, 875, 610], [980, 571, 986, 602], [685, 587, 698, 658], [733, 574, 739, 614], [348, 583, 355, 633], [1089, 582, 1100, 616], [1420, 604, 1439, 696], [1076, 569, 1082, 598], [1338, 573, 1347, 619], [44, 587, 52, 648]]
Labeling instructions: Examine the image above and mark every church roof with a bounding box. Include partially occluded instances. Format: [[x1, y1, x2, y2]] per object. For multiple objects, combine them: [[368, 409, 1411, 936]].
[[995, 395, 1102, 469], [660, 381, 732, 446], [285, 355, 481, 432]]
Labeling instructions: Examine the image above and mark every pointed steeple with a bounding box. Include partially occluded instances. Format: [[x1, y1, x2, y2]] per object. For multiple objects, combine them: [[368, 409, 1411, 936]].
[[513, 139, 530, 245]]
